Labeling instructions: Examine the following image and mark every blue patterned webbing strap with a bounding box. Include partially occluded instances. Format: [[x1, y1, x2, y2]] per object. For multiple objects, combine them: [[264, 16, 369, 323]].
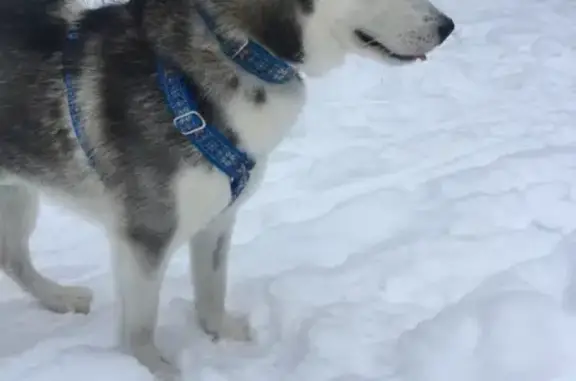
[[195, 4, 299, 84], [156, 60, 256, 202], [63, 23, 96, 167]]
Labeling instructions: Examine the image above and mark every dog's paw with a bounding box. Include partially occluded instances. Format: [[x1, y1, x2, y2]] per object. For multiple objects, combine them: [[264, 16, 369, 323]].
[[39, 285, 93, 314], [219, 313, 254, 342], [200, 312, 254, 342], [132, 344, 178, 380]]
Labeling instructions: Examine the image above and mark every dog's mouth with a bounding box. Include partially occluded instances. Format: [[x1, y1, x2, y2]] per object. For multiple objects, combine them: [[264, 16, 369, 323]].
[[353, 30, 426, 62]]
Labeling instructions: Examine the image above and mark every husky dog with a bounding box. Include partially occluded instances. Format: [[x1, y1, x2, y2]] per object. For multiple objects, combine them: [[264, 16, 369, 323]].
[[0, 0, 454, 375]]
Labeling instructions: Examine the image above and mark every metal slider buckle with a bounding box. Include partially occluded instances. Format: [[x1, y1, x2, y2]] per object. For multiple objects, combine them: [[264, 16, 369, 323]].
[[173, 110, 206, 135]]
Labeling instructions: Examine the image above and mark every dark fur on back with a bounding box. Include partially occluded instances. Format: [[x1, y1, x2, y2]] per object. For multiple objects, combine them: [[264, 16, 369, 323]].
[[0, 0, 69, 176]]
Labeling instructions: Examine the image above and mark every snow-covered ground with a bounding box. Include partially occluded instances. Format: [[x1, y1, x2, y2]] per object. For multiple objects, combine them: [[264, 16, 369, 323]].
[[2, 0, 576, 380]]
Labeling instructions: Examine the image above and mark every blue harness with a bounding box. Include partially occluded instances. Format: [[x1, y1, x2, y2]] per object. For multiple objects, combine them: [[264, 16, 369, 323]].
[[63, 6, 298, 202]]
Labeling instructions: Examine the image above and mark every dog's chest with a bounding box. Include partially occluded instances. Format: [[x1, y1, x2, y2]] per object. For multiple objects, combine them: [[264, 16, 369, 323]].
[[223, 80, 307, 155], [170, 81, 306, 248]]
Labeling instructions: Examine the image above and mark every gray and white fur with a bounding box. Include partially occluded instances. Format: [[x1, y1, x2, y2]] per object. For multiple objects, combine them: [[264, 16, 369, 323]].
[[0, 0, 454, 376]]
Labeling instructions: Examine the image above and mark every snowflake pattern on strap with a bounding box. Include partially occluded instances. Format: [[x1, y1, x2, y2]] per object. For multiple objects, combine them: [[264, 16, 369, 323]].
[[195, 4, 299, 85]]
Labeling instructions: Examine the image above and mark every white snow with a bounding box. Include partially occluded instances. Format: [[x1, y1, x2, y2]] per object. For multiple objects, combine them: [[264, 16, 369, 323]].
[[2, 0, 576, 380]]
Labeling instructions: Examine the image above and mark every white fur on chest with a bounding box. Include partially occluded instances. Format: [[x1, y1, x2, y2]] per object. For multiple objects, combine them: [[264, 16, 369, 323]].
[[224, 79, 307, 156], [170, 162, 266, 251], [170, 80, 305, 249]]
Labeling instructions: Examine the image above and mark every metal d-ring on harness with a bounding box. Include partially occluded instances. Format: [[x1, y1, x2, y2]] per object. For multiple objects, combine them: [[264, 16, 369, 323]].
[[62, 4, 298, 202]]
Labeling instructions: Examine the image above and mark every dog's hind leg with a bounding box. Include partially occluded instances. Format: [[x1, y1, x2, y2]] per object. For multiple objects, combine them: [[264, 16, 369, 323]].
[[190, 211, 253, 342], [0, 184, 93, 314]]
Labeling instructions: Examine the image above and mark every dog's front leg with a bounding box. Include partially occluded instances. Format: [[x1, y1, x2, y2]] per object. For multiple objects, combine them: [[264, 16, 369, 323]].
[[190, 211, 253, 341], [111, 226, 175, 376]]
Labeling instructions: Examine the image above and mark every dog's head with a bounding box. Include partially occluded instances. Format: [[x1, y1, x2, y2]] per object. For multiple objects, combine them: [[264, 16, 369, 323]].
[[297, 0, 455, 75]]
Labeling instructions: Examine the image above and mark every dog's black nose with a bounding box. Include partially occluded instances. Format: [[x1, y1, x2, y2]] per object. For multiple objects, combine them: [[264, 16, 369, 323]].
[[438, 16, 455, 43]]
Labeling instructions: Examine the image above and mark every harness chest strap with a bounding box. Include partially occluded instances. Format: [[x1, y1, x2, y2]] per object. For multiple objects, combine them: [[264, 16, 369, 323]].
[[155, 61, 255, 202]]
